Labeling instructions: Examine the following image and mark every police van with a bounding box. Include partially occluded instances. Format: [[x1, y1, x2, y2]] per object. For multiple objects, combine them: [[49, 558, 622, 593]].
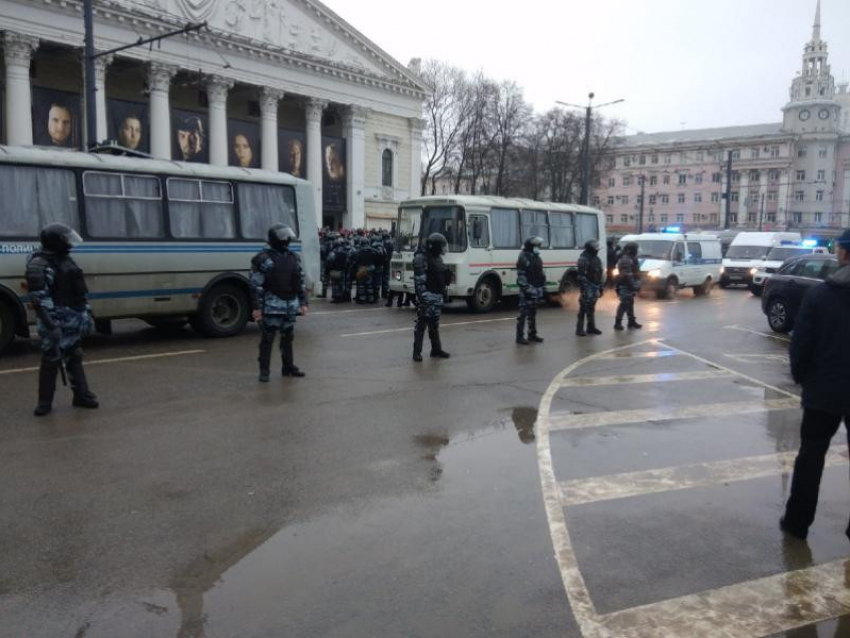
[[618, 232, 723, 299], [720, 231, 802, 288]]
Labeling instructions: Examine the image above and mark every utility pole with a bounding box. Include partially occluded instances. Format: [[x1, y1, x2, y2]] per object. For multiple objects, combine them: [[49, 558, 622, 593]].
[[759, 192, 766, 231], [724, 151, 733, 230], [638, 174, 646, 233]]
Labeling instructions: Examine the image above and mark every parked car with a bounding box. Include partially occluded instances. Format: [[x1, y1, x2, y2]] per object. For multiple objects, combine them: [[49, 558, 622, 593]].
[[761, 253, 840, 333], [721, 232, 802, 288], [749, 245, 827, 296]]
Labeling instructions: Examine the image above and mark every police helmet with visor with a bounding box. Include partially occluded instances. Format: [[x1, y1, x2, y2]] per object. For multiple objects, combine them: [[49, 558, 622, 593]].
[[268, 223, 296, 251], [40, 223, 83, 255], [426, 233, 448, 256]]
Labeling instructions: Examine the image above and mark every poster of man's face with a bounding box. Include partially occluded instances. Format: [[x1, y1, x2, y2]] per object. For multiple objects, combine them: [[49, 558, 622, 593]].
[[107, 99, 149, 153], [32, 87, 81, 149], [172, 109, 209, 163], [279, 130, 306, 178], [322, 136, 346, 210], [228, 120, 260, 169]]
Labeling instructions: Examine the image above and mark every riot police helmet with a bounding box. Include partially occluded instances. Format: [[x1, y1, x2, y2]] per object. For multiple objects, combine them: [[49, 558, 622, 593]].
[[584, 240, 601, 254], [40, 223, 83, 255], [623, 242, 639, 257], [268, 223, 296, 250], [523, 236, 544, 251], [426, 233, 448, 256], [334, 237, 346, 249]]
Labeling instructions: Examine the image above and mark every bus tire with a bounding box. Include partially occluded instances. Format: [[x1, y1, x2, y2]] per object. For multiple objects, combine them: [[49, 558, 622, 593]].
[[0, 301, 15, 355], [466, 277, 500, 313], [191, 284, 249, 338]]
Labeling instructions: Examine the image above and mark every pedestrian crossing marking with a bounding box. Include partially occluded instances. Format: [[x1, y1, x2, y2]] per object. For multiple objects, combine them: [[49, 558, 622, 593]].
[[558, 447, 848, 507], [557, 369, 731, 388], [725, 353, 790, 365], [546, 397, 800, 432]]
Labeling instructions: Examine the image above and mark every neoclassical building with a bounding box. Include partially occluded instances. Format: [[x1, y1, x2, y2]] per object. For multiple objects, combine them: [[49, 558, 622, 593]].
[[597, 1, 850, 236], [0, 0, 428, 230]]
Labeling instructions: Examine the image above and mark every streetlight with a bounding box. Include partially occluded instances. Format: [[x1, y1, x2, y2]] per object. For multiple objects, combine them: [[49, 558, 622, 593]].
[[556, 93, 624, 206]]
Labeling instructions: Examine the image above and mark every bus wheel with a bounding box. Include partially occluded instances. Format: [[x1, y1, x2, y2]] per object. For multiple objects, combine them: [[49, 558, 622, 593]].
[[0, 301, 15, 355], [466, 277, 499, 313], [191, 284, 249, 338]]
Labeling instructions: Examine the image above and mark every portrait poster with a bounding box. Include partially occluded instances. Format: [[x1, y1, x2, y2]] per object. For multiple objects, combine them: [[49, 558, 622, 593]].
[[228, 119, 260, 169], [322, 136, 346, 211], [171, 108, 209, 164], [32, 87, 82, 149], [279, 129, 306, 179], [107, 99, 150, 153]]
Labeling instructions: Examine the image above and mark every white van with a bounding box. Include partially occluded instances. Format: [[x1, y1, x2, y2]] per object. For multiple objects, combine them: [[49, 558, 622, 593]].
[[619, 233, 722, 299], [720, 232, 801, 288]]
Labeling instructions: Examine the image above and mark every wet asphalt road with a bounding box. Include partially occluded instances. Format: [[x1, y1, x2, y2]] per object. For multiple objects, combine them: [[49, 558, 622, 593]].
[[0, 287, 848, 638]]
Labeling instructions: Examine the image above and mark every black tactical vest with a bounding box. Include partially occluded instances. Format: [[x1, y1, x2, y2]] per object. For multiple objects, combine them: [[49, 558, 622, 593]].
[[265, 250, 300, 300], [425, 255, 447, 294], [51, 255, 89, 310], [523, 252, 546, 287]]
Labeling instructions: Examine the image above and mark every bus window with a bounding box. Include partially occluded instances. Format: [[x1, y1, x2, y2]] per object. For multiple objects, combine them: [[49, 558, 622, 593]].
[[420, 206, 466, 252], [83, 171, 164, 238], [521, 210, 549, 247], [575, 212, 599, 246], [490, 208, 520, 249], [238, 183, 298, 239], [549, 212, 575, 248], [0, 165, 79, 237], [168, 178, 236, 239], [397, 206, 422, 252], [468, 215, 489, 249]]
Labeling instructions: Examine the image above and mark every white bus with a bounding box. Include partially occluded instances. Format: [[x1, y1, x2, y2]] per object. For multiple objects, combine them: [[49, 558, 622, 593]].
[[0, 146, 319, 355], [390, 196, 606, 312]]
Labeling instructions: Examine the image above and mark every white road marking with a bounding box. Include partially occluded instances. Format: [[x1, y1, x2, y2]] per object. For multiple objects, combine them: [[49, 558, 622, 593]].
[[558, 369, 731, 388], [0, 349, 206, 375], [548, 398, 800, 432], [725, 353, 790, 364], [724, 324, 791, 342], [596, 350, 680, 360], [340, 317, 514, 338], [559, 447, 848, 506], [310, 307, 397, 316]]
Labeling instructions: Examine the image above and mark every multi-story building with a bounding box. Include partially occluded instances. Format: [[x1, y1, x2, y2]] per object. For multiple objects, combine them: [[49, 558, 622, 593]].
[[0, 0, 428, 230], [598, 0, 850, 236]]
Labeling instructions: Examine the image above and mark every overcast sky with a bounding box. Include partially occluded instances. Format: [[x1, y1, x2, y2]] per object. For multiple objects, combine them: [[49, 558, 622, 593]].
[[322, 0, 850, 135]]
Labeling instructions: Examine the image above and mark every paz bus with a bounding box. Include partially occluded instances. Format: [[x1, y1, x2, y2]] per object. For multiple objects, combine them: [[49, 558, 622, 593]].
[[390, 196, 606, 312], [0, 145, 320, 355]]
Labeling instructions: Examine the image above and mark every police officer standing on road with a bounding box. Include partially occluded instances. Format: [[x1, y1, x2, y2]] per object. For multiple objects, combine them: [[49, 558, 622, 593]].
[[27, 223, 99, 416], [250, 224, 308, 382], [381, 231, 394, 300], [516, 236, 546, 345], [780, 229, 850, 541], [412, 233, 451, 362], [327, 237, 350, 303], [576, 240, 604, 337], [614, 242, 643, 331]]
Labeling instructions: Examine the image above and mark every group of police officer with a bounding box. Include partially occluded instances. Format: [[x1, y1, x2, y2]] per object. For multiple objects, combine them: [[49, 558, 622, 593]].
[[25, 223, 642, 415]]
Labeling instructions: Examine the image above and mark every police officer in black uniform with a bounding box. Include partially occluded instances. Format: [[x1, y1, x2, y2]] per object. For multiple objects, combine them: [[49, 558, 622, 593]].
[[412, 233, 451, 362], [516, 236, 546, 345], [576, 239, 604, 336], [26, 223, 98, 416]]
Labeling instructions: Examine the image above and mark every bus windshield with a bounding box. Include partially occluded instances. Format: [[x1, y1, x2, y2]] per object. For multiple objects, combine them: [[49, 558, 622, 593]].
[[634, 240, 674, 261], [420, 206, 467, 252], [397, 206, 422, 252]]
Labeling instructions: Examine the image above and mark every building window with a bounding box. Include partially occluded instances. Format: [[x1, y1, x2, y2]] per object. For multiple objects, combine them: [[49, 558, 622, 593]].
[[663, 174, 670, 185], [651, 154, 658, 164], [608, 178, 616, 187], [648, 213, 655, 222], [818, 146, 828, 159], [796, 170, 806, 182], [621, 195, 629, 205], [678, 193, 686, 204], [664, 154, 672, 165], [817, 169, 826, 182], [731, 192, 739, 203], [694, 193, 702, 203], [624, 157, 631, 167], [606, 214, 613, 224], [792, 212, 803, 224], [661, 194, 669, 204], [592, 196, 601, 206], [695, 174, 703, 185], [636, 195, 643, 205], [650, 175, 658, 186], [696, 152, 704, 162], [639, 155, 646, 165], [814, 212, 823, 223], [749, 170, 760, 182], [768, 190, 777, 202], [798, 148, 807, 158], [623, 176, 632, 187], [768, 169, 779, 181], [770, 146, 780, 158], [660, 214, 668, 223], [747, 212, 757, 224], [710, 213, 718, 223], [816, 190, 824, 201], [767, 212, 776, 223], [676, 213, 684, 223], [711, 192, 720, 203], [620, 215, 628, 224], [731, 149, 740, 160], [795, 191, 805, 202], [649, 195, 657, 205], [607, 196, 615, 206], [731, 171, 740, 183], [730, 213, 739, 224], [712, 172, 722, 183], [750, 148, 760, 159], [678, 174, 687, 185], [382, 149, 394, 187]]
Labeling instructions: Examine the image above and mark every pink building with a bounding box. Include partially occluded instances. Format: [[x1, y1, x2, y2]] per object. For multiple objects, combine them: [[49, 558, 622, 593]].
[[597, 1, 850, 237]]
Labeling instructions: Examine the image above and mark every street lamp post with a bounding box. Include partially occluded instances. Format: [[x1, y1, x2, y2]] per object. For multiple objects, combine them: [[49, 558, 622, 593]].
[[556, 93, 624, 206]]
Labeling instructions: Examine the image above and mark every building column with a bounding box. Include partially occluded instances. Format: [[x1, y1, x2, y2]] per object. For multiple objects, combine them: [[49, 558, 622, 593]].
[[259, 88, 284, 172], [409, 117, 425, 198], [3, 32, 39, 146], [305, 98, 327, 228], [343, 105, 368, 229], [148, 62, 177, 159], [93, 53, 113, 144], [206, 75, 233, 167]]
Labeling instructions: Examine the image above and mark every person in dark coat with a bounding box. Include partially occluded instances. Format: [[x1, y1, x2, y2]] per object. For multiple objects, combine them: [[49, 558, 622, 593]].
[[781, 229, 850, 541]]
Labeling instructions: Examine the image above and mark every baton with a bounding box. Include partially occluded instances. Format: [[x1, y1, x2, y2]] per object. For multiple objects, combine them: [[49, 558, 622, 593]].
[[54, 345, 67, 387]]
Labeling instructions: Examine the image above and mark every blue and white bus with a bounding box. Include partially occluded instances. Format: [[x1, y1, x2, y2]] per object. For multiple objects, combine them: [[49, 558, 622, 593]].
[[0, 146, 319, 355]]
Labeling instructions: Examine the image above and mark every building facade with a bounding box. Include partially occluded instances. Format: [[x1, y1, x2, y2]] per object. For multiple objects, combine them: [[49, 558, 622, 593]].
[[0, 0, 428, 230], [597, 1, 850, 236]]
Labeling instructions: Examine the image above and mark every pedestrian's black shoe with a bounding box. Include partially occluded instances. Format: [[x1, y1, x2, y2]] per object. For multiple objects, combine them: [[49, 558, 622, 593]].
[[283, 367, 306, 378], [614, 323, 624, 331], [587, 328, 603, 335], [33, 403, 52, 417], [259, 371, 270, 383], [413, 353, 423, 362], [430, 350, 451, 359], [780, 516, 808, 540], [575, 329, 587, 337], [72, 393, 99, 409], [516, 336, 530, 345], [628, 321, 643, 330], [529, 334, 544, 343]]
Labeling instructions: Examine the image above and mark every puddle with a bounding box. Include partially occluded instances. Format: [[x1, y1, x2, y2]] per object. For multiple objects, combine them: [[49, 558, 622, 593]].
[[510, 407, 538, 444]]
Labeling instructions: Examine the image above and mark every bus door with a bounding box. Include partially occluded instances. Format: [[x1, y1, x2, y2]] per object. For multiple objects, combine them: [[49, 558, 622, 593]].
[[468, 214, 491, 281]]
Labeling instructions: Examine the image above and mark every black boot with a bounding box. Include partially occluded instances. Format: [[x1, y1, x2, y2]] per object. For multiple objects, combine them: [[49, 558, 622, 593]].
[[258, 332, 273, 382], [628, 317, 643, 329], [281, 329, 305, 377], [528, 314, 544, 343], [429, 324, 451, 359], [66, 349, 99, 409], [516, 316, 529, 345], [413, 321, 426, 362], [34, 356, 58, 417], [587, 312, 602, 335], [614, 305, 625, 331], [576, 311, 587, 337]]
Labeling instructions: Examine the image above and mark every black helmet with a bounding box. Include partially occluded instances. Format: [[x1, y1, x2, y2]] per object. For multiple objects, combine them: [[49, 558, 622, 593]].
[[426, 233, 448, 256], [623, 242, 638, 257], [40, 223, 82, 255], [334, 237, 346, 249], [268, 223, 296, 251], [584, 240, 601, 254], [524, 236, 544, 251]]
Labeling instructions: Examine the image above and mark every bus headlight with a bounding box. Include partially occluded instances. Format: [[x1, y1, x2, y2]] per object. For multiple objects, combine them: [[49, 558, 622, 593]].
[[612, 268, 619, 277], [720, 266, 725, 275], [647, 269, 662, 279]]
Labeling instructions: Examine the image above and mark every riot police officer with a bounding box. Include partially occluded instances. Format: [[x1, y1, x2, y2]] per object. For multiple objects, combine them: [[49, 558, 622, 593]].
[[369, 235, 386, 304], [576, 239, 604, 336], [27, 223, 98, 416], [412, 233, 451, 362], [327, 237, 350, 303], [250, 224, 309, 382], [516, 236, 546, 345], [381, 231, 394, 299], [615, 242, 643, 331], [352, 236, 374, 304]]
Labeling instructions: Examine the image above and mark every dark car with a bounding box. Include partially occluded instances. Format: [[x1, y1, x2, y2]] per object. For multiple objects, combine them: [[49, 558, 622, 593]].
[[762, 253, 840, 333]]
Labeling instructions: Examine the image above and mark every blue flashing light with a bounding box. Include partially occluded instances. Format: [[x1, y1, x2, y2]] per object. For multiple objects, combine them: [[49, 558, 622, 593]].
[[662, 226, 682, 234], [801, 239, 818, 248]]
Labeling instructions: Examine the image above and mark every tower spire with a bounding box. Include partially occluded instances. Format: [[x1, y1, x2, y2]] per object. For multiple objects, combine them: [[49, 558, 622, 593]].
[[812, 0, 821, 42]]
